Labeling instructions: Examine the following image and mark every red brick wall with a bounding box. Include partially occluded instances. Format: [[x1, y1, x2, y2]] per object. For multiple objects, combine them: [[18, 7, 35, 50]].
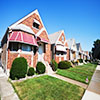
[[67, 49, 70, 60], [65, 42, 68, 47], [61, 57, 64, 61], [39, 31, 49, 41], [7, 50, 19, 69], [44, 44, 51, 63], [33, 52, 38, 68], [58, 32, 66, 44], [55, 55, 65, 63], [55, 55, 59, 63], [20, 13, 43, 34]]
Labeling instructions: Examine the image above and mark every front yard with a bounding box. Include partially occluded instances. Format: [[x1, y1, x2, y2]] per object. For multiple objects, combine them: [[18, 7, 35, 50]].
[[12, 75, 85, 100], [57, 63, 97, 84]]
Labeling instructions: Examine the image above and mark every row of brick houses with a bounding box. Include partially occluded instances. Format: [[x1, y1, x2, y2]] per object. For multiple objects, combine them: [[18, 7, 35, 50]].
[[1, 9, 89, 75]]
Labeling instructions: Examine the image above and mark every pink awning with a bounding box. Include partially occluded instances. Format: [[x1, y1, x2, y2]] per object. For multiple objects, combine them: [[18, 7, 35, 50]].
[[9, 32, 38, 46], [37, 36, 49, 43]]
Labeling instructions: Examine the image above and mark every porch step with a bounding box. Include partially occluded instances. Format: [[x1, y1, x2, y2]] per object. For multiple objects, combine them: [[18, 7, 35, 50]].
[[45, 62, 54, 74], [0, 67, 6, 77]]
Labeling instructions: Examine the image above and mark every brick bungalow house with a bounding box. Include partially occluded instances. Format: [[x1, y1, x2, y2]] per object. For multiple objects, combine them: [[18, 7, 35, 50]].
[[67, 38, 77, 61], [49, 30, 70, 63], [76, 43, 90, 61], [1, 9, 52, 75]]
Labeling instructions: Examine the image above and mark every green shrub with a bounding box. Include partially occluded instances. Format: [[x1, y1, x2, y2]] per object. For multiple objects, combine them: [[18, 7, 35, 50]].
[[51, 59, 58, 71], [27, 67, 34, 76], [78, 59, 83, 63], [58, 61, 71, 69], [36, 62, 46, 74], [85, 59, 91, 63], [10, 57, 28, 80], [75, 61, 78, 65], [71, 61, 75, 65]]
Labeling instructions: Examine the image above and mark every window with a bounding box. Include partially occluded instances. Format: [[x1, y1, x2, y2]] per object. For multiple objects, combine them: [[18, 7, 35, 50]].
[[56, 51, 66, 55], [62, 36, 64, 41], [33, 22, 39, 29], [22, 44, 31, 52], [9, 42, 18, 51]]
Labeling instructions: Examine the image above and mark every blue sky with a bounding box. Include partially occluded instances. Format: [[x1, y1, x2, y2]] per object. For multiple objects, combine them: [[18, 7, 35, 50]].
[[0, 0, 100, 51]]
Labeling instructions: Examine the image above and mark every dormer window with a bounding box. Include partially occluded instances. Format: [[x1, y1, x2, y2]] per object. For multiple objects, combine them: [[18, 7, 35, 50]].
[[33, 22, 39, 29], [33, 19, 40, 29]]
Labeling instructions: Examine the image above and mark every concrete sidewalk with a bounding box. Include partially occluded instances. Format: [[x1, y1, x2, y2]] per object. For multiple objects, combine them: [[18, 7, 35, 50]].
[[82, 65, 100, 100], [0, 67, 19, 100], [49, 73, 88, 89]]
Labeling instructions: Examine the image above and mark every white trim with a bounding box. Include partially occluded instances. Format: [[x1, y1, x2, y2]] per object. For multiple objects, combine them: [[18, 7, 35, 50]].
[[15, 32, 19, 41], [56, 55, 65, 57], [20, 31, 23, 41], [31, 47, 34, 67], [20, 51, 32, 54], [36, 27, 45, 36], [9, 40, 38, 46], [10, 51, 19, 53], [32, 26, 39, 30], [56, 45, 66, 52], [9, 32, 14, 40], [10, 51, 32, 54], [34, 19, 40, 25]]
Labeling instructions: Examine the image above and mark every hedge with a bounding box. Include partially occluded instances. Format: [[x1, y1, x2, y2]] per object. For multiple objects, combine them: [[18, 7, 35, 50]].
[[10, 57, 28, 80], [27, 67, 34, 76], [36, 62, 46, 74], [58, 61, 71, 69], [78, 59, 83, 63]]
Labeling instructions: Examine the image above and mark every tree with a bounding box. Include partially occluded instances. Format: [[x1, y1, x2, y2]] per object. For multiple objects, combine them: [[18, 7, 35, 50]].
[[92, 39, 100, 59]]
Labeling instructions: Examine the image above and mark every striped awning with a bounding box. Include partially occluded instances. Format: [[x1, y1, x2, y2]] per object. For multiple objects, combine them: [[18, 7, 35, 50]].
[[9, 32, 38, 46], [56, 45, 66, 52]]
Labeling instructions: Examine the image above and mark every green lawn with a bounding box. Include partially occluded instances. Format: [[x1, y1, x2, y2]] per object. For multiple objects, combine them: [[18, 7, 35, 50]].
[[57, 63, 97, 84], [13, 75, 84, 100]]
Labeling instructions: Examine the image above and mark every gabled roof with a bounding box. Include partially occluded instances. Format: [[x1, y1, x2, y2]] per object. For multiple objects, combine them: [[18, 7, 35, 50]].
[[2, 9, 50, 43], [9, 9, 39, 29], [49, 30, 63, 44], [67, 38, 77, 51], [67, 38, 75, 48]]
